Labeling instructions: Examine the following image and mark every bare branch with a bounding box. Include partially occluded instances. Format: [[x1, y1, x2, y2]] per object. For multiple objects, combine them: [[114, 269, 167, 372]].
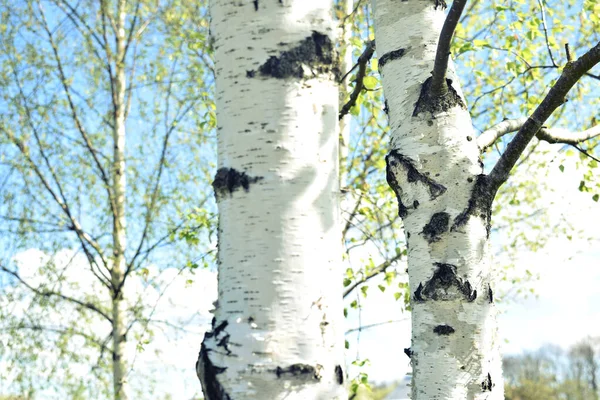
[[0, 264, 112, 323], [430, 0, 469, 96], [488, 40, 600, 194], [478, 117, 600, 151], [339, 40, 376, 120], [343, 254, 402, 299], [345, 318, 409, 335], [37, 3, 116, 218]]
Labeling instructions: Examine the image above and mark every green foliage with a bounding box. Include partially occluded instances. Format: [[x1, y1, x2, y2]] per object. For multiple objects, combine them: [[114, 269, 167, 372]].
[[0, 0, 214, 397]]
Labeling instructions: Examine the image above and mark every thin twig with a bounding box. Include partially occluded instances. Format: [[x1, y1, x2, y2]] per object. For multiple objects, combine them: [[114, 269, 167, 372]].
[[339, 40, 376, 120]]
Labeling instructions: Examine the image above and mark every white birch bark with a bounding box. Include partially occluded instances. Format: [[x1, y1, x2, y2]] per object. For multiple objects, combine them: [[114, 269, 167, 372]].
[[371, 1, 503, 398], [197, 1, 346, 399], [111, 1, 129, 398]]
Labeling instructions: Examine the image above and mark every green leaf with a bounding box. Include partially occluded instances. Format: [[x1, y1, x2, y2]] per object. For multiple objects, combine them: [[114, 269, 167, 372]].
[[362, 76, 377, 90], [593, 194, 599, 202]]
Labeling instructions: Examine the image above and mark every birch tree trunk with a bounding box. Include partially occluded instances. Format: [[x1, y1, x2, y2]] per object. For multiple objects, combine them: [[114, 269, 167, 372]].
[[111, 0, 129, 398], [371, 1, 503, 398], [197, 1, 346, 399]]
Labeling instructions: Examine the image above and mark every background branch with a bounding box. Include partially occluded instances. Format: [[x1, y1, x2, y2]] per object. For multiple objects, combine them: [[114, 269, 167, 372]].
[[488, 41, 600, 194]]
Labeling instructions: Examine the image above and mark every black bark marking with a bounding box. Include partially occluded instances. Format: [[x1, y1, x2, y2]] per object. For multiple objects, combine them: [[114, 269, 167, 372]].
[[253, 0, 258, 10], [413, 77, 466, 117], [275, 364, 322, 380], [413, 282, 424, 302], [217, 334, 232, 355], [378, 48, 406, 69], [335, 365, 344, 384], [403, 348, 412, 358], [386, 150, 447, 219], [197, 345, 231, 400], [451, 174, 494, 237], [433, 324, 455, 335], [434, 0, 447, 10], [388, 150, 446, 198], [481, 373, 493, 391], [247, 31, 338, 80], [421, 212, 450, 242], [383, 99, 389, 115], [419, 263, 477, 302], [488, 285, 494, 303], [213, 168, 263, 200]]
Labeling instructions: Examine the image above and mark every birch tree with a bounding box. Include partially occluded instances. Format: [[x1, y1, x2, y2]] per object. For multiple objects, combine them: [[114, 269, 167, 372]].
[[196, 1, 347, 399], [367, 0, 600, 398], [0, 1, 213, 398]]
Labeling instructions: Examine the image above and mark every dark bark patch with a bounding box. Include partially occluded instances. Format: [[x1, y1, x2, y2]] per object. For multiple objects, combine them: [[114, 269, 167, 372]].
[[481, 373, 493, 392], [383, 99, 389, 115], [413, 77, 466, 117], [335, 365, 344, 384], [217, 334, 232, 355], [197, 345, 231, 400], [451, 174, 494, 237], [275, 363, 323, 380], [213, 168, 263, 201], [248, 31, 338, 80], [488, 285, 493, 303], [421, 212, 449, 242], [434, 0, 447, 10], [433, 324, 455, 335], [413, 282, 424, 302], [378, 48, 406, 69], [420, 263, 477, 301], [404, 348, 412, 358], [253, 0, 258, 10], [386, 150, 447, 219]]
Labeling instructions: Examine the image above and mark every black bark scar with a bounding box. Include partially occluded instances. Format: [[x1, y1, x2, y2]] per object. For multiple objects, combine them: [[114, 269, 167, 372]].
[[433, 324, 455, 335], [386, 150, 447, 219], [451, 174, 494, 237], [335, 365, 344, 384], [212, 168, 263, 201], [378, 48, 406, 69], [413, 77, 466, 117], [247, 31, 338, 79], [422, 212, 450, 242], [274, 364, 323, 380], [197, 345, 231, 400], [481, 373, 493, 391], [418, 263, 477, 302], [434, 0, 447, 10], [253, 0, 258, 11]]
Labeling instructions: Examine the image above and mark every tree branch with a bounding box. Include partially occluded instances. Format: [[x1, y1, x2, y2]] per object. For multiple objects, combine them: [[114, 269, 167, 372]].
[[488, 40, 600, 194], [343, 254, 402, 299], [430, 0, 469, 96], [339, 40, 375, 120], [38, 3, 116, 219], [477, 117, 600, 151], [0, 264, 112, 323]]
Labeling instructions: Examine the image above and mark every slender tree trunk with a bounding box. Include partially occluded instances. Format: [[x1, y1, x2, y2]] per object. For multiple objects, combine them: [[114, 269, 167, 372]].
[[371, 1, 503, 398], [111, 0, 129, 398], [338, 0, 354, 188], [197, 1, 346, 399]]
